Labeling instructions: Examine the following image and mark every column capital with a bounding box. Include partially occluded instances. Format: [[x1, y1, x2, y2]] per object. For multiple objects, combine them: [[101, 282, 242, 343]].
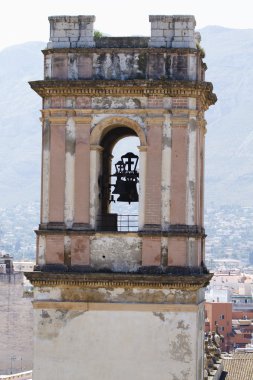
[[146, 116, 164, 126], [74, 116, 92, 124], [48, 117, 68, 124], [138, 145, 148, 152], [90, 145, 104, 152], [171, 110, 189, 127]]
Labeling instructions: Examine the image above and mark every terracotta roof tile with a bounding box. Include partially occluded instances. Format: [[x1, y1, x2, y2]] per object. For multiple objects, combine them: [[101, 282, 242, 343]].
[[223, 352, 253, 380]]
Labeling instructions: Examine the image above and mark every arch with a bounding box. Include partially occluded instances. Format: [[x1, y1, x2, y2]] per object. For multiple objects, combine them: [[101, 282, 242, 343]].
[[90, 116, 147, 147], [89, 116, 147, 231]]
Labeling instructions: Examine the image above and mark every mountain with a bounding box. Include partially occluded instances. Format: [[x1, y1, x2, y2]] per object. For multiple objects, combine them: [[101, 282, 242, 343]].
[[200, 26, 253, 205], [0, 28, 253, 207], [0, 42, 44, 207]]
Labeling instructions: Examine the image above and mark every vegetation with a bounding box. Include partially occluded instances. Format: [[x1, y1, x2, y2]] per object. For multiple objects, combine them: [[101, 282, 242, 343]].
[[94, 30, 103, 39], [196, 41, 205, 57]]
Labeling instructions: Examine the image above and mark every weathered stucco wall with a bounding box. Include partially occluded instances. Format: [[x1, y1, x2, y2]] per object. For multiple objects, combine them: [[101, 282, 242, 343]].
[[44, 49, 202, 81], [36, 232, 203, 269], [33, 301, 204, 380], [90, 235, 141, 271]]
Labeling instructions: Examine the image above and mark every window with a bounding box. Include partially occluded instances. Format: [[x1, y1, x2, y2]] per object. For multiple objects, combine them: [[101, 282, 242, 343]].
[[220, 314, 225, 320]]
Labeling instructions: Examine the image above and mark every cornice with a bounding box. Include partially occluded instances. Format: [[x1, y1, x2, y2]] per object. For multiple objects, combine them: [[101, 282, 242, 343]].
[[25, 271, 212, 291], [41, 108, 169, 118], [42, 47, 200, 55], [29, 80, 217, 108], [35, 228, 206, 238]]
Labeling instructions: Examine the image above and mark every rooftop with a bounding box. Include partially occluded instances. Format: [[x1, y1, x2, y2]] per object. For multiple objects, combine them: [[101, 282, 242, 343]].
[[223, 352, 253, 379]]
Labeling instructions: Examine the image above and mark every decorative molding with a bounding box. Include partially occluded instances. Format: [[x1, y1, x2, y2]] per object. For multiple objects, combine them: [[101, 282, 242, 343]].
[[90, 115, 147, 146], [73, 117, 92, 124], [25, 271, 212, 291], [32, 301, 202, 312], [29, 80, 217, 108], [43, 47, 200, 54], [146, 117, 165, 126], [48, 116, 68, 124], [35, 228, 205, 238]]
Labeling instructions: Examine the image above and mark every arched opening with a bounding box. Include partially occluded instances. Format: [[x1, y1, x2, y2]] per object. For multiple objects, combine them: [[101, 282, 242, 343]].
[[97, 126, 140, 231]]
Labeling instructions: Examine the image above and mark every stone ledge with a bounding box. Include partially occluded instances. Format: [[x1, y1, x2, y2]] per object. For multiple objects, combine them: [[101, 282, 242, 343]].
[[25, 268, 212, 291], [32, 301, 202, 311], [48, 15, 95, 23], [35, 225, 206, 238], [42, 47, 200, 54], [29, 79, 217, 107], [95, 37, 149, 48]]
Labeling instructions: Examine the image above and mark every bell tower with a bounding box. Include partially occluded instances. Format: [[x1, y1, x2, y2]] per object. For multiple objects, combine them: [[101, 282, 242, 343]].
[[27, 15, 216, 380]]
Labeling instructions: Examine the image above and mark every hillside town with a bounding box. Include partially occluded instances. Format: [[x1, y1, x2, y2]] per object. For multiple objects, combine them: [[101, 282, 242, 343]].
[[1, 202, 253, 267]]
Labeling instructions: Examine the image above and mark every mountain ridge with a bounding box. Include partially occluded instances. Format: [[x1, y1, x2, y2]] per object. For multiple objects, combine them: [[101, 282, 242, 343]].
[[0, 27, 253, 207]]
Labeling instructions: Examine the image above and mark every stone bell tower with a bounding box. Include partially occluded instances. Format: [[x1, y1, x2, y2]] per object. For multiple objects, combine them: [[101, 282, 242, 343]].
[[27, 15, 216, 380]]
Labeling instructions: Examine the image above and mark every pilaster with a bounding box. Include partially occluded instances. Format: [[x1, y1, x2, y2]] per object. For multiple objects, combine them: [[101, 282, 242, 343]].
[[170, 111, 188, 225], [73, 116, 92, 229], [48, 116, 66, 226], [143, 116, 163, 229]]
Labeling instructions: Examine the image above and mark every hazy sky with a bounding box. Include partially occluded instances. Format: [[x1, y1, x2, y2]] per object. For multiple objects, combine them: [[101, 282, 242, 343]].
[[1, 0, 253, 51]]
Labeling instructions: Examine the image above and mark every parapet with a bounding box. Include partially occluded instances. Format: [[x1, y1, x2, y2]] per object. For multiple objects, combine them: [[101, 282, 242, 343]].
[[149, 15, 197, 48], [48, 15, 96, 48], [47, 14, 199, 49], [40, 14, 207, 82]]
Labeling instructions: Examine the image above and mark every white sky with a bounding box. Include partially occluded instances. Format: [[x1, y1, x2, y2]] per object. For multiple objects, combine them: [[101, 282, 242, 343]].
[[1, 0, 253, 51]]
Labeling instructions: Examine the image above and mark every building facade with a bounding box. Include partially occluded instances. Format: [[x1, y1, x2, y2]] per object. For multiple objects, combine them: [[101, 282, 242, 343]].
[[205, 302, 233, 352], [27, 15, 216, 380], [0, 255, 33, 375]]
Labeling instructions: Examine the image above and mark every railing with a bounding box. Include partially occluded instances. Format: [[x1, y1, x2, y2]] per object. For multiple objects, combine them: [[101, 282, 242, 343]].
[[96, 214, 138, 232]]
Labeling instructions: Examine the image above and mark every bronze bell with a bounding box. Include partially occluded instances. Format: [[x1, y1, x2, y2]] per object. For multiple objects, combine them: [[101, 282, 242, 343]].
[[117, 179, 139, 204], [112, 178, 126, 195], [109, 152, 139, 204]]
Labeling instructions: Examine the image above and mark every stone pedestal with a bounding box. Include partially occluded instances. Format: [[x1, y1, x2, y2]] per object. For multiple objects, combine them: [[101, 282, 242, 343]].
[[27, 272, 211, 380]]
